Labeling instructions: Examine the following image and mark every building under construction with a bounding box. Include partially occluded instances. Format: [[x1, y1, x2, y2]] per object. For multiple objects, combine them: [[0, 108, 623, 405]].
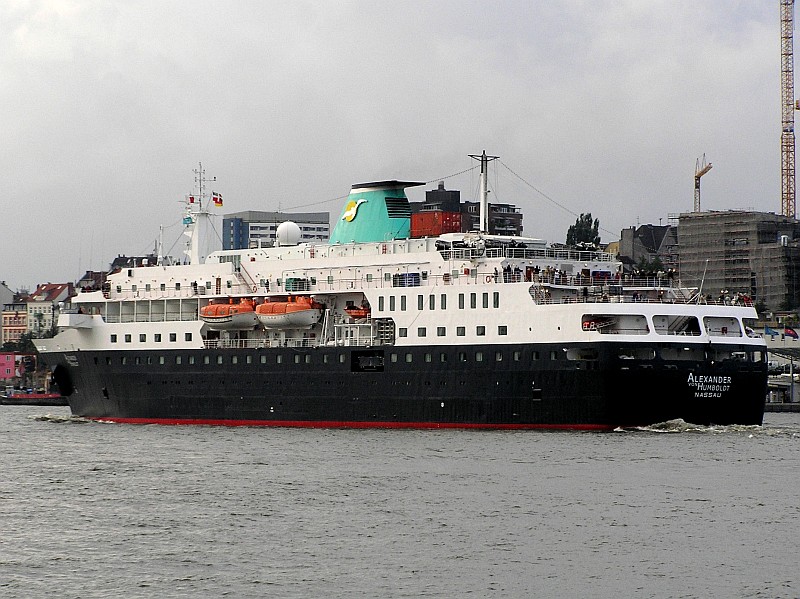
[[678, 211, 800, 311]]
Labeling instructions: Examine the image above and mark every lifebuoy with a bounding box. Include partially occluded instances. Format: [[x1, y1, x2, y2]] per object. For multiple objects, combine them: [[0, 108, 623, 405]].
[[253, 285, 257, 292], [485, 275, 492, 283]]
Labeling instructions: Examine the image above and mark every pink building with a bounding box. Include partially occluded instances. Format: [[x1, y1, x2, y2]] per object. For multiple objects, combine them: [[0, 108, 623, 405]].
[[0, 352, 19, 382]]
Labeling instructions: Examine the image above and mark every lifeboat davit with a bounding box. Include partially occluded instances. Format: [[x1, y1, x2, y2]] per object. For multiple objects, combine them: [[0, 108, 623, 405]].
[[256, 296, 323, 329], [200, 298, 258, 331]]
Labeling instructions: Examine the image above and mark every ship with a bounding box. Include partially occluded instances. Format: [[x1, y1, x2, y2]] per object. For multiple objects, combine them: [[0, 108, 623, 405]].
[[34, 155, 768, 429]]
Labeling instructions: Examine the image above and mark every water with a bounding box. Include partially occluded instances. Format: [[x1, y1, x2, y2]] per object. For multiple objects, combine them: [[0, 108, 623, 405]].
[[1, 407, 798, 598]]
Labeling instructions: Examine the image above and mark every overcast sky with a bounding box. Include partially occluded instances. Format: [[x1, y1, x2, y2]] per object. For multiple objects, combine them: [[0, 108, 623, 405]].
[[0, 0, 780, 290]]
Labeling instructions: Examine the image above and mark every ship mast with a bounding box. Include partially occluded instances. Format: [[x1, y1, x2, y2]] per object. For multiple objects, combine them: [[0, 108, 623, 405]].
[[183, 162, 217, 265], [469, 150, 499, 233]]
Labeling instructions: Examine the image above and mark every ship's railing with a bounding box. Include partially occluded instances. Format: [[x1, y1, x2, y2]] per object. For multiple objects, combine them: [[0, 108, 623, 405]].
[[202, 336, 376, 350], [529, 295, 754, 307], [438, 247, 615, 262]]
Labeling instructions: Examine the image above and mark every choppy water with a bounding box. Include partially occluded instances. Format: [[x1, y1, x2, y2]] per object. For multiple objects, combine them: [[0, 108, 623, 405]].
[[1, 406, 798, 598]]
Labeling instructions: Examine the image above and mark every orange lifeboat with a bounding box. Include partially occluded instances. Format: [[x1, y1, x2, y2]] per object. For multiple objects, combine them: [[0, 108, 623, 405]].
[[200, 298, 258, 330], [255, 296, 323, 329], [344, 305, 371, 321]]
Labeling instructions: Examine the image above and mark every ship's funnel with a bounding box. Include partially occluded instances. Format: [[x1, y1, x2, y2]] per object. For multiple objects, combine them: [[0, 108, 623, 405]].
[[329, 180, 424, 244]]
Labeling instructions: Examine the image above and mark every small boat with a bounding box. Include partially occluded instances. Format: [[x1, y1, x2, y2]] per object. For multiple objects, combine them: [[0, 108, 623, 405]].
[[200, 298, 258, 330], [344, 305, 371, 321], [1, 392, 68, 406], [256, 296, 323, 328]]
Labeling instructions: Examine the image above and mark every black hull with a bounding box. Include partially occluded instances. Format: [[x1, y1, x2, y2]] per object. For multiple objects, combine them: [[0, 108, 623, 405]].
[[46, 342, 767, 429]]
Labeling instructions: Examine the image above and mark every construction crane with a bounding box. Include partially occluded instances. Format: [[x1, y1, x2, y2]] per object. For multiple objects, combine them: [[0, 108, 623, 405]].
[[694, 154, 712, 212], [781, 0, 797, 218]]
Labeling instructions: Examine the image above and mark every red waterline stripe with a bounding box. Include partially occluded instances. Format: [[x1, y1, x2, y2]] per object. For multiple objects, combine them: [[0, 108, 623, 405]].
[[86, 417, 615, 431]]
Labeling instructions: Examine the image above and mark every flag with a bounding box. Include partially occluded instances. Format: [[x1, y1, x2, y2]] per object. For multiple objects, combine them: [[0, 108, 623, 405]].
[[764, 326, 779, 337], [785, 326, 798, 339], [188, 195, 195, 204], [212, 191, 223, 206]]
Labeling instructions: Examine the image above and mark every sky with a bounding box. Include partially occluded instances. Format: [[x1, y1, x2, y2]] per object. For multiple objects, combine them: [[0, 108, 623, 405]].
[[0, 0, 781, 291]]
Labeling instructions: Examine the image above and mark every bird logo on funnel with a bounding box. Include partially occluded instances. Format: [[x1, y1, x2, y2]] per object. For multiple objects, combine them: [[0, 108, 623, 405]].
[[342, 199, 367, 222]]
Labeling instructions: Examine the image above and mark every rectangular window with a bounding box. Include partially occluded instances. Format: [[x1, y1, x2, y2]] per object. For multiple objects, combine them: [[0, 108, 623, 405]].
[[185, 333, 192, 342], [390, 353, 398, 363], [140, 334, 146, 342], [440, 294, 446, 310], [550, 351, 558, 360], [425, 353, 432, 363], [176, 356, 182, 365], [294, 355, 301, 364], [470, 293, 477, 309], [189, 356, 195, 365], [495, 351, 503, 362], [132, 285, 137, 292], [437, 326, 446, 336], [159, 356, 165, 365], [110, 334, 117, 343], [327, 275, 334, 284], [175, 283, 181, 291], [366, 274, 373, 282], [401, 296, 407, 311], [493, 292, 500, 308], [145, 284, 151, 292], [458, 352, 467, 362], [232, 356, 239, 364], [389, 296, 395, 311], [513, 351, 521, 361], [418, 295, 424, 310], [277, 355, 283, 364], [405, 353, 413, 363], [475, 351, 484, 362], [217, 355, 223, 364], [246, 355, 252, 364], [498, 325, 508, 336], [260, 355, 267, 364], [204, 355, 210, 364], [398, 328, 408, 337], [458, 294, 465, 309], [457, 326, 465, 336], [124, 334, 131, 343], [418, 327, 427, 337], [429, 295, 435, 310], [440, 352, 447, 363], [378, 296, 384, 311], [476, 326, 485, 336], [482, 293, 489, 308], [154, 333, 162, 342], [532, 351, 540, 361], [169, 333, 177, 342], [160, 283, 166, 291]]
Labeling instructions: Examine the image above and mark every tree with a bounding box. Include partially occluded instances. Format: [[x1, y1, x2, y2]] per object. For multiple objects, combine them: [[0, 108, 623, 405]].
[[635, 255, 665, 276], [566, 213, 600, 247]]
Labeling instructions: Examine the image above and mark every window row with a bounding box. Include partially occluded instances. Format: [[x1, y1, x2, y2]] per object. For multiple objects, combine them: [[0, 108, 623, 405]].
[[110, 333, 192, 343], [378, 291, 500, 312], [398, 325, 508, 338]]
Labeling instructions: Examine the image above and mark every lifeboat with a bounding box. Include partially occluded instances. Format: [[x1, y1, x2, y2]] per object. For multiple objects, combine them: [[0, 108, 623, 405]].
[[344, 305, 371, 321], [256, 296, 323, 329], [200, 298, 258, 330]]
